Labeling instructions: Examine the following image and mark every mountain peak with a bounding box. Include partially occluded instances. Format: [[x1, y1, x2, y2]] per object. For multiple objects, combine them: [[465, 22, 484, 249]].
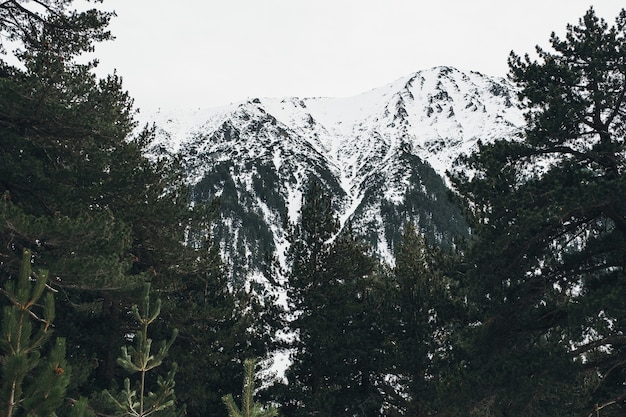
[[148, 67, 524, 284]]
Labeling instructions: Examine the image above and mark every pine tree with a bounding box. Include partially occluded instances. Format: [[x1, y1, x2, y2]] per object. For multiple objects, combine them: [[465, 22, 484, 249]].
[[106, 284, 183, 417], [0, 0, 230, 408], [448, 7, 626, 416], [222, 359, 278, 417], [0, 249, 73, 416], [0, 0, 141, 393], [0, 1, 113, 57]]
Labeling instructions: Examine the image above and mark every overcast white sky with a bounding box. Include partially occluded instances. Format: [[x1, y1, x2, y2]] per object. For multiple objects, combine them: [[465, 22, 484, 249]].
[[89, 1, 624, 112]]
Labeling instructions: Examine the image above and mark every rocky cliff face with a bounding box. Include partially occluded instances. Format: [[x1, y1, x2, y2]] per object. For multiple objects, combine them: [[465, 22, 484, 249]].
[[148, 66, 524, 288]]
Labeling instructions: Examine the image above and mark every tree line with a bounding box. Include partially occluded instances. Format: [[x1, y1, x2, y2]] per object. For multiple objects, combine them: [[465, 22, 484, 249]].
[[1, 2, 625, 417]]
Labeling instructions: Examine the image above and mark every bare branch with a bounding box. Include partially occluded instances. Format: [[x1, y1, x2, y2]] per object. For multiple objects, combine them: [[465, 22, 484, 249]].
[[606, 80, 626, 128]]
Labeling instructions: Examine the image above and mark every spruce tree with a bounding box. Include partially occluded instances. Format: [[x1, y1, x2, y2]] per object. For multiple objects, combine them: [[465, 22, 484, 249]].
[[390, 222, 456, 415], [163, 237, 274, 417], [280, 179, 338, 416], [319, 225, 386, 416], [448, 7, 626, 416], [281, 179, 386, 417]]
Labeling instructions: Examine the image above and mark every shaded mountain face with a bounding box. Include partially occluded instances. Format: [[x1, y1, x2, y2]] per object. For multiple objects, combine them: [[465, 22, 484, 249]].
[[149, 66, 524, 287]]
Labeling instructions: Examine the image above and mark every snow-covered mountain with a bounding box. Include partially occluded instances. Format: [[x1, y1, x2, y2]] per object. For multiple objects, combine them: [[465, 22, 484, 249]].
[[148, 66, 524, 287]]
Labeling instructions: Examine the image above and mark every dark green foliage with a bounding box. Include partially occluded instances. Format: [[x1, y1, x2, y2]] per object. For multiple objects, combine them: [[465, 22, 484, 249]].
[[0, 249, 75, 417], [0, 46, 179, 386], [447, 7, 626, 416], [279, 179, 339, 416], [162, 238, 274, 417], [279, 179, 389, 417], [0, 5, 143, 395], [0, 195, 134, 289], [15, 3, 626, 417], [0, 1, 238, 414], [388, 222, 459, 415]]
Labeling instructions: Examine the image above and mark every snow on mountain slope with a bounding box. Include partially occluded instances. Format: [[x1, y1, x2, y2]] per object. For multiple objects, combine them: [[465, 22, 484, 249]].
[[147, 66, 524, 285]]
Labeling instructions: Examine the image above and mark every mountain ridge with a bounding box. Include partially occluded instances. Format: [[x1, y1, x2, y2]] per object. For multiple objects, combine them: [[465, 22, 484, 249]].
[[147, 66, 524, 285]]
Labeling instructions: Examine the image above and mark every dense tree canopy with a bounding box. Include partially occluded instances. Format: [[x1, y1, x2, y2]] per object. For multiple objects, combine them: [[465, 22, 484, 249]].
[[389, 222, 460, 416], [0, 0, 113, 58], [278, 179, 391, 417], [448, 7, 626, 416], [4, 2, 626, 417], [0, 1, 268, 415]]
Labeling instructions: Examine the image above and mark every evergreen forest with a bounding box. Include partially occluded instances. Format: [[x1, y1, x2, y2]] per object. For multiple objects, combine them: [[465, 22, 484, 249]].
[[0, 2, 625, 417]]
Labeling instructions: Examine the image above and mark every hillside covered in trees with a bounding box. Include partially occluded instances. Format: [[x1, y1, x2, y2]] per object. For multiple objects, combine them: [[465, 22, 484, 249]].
[[1, 2, 625, 417]]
